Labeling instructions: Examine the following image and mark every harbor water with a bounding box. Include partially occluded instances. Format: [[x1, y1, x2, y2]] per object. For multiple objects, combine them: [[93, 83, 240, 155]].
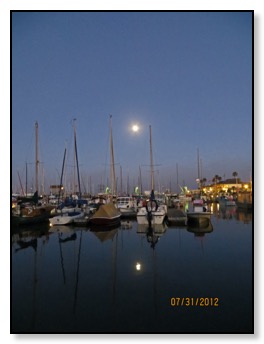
[[11, 203, 253, 333]]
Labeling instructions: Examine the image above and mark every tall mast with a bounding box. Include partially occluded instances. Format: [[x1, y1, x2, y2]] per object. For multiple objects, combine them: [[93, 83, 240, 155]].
[[120, 165, 123, 195], [176, 162, 179, 193], [149, 125, 154, 191], [197, 148, 200, 180], [17, 171, 25, 196], [139, 165, 143, 195], [73, 119, 81, 198], [109, 115, 116, 196], [26, 162, 28, 196], [58, 148, 67, 204], [35, 121, 39, 192]]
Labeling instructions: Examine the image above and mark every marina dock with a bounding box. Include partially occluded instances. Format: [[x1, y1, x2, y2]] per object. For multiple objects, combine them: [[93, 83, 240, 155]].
[[71, 207, 187, 227]]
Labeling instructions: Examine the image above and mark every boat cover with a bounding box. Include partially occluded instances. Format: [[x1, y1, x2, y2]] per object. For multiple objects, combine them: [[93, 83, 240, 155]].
[[92, 203, 120, 219]]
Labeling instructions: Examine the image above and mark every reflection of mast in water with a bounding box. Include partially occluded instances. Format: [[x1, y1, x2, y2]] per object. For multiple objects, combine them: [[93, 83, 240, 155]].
[[112, 230, 118, 306], [187, 221, 213, 254], [89, 227, 119, 308], [58, 233, 66, 284], [73, 230, 83, 313], [56, 229, 81, 313], [152, 246, 158, 315], [146, 227, 163, 315], [31, 239, 38, 330], [146, 227, 159, 249]]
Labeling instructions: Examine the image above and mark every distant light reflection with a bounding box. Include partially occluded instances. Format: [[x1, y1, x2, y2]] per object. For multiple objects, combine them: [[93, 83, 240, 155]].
[[135, 262, 141, 271]]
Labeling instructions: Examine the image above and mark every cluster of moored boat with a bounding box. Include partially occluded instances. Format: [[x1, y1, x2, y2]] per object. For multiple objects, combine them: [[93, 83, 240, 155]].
[[11, 190, 218, 231]]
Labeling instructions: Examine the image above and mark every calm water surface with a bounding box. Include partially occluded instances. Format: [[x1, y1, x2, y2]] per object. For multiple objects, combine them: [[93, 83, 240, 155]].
[[11, 204, 253, 333]]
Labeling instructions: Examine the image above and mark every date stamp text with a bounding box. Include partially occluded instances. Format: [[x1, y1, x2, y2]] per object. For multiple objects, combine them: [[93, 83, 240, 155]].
[[170, 297, 219, 307]]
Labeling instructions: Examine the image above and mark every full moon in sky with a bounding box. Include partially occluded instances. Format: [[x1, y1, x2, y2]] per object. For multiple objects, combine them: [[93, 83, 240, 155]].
[[132, 124, 139, 132]]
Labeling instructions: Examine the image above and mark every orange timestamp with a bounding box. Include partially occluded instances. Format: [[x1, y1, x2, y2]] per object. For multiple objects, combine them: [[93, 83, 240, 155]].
[[170, 297, 219, 307]]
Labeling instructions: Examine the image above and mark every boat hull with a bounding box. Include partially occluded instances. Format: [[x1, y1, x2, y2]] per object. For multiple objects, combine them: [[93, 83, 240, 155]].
[[12, 212, 51, 225], [89, 216, 121, 226], [49, 211, 84, 225], [12, 205, 54, 226], [137, 209, 166, 225], [89, 203, 121, 227]]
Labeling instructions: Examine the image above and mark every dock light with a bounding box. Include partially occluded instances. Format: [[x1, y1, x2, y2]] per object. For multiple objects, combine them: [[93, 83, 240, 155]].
[[136, 262, 141, 271]]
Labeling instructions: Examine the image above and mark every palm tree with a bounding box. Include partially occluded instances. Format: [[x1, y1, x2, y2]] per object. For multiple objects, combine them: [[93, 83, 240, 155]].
[[212, 175, 220, 184], [232, 171, 238, 184]]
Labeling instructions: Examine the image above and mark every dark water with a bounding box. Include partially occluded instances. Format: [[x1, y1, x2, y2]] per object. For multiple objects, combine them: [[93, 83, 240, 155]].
[[11, 204, 253, 334]]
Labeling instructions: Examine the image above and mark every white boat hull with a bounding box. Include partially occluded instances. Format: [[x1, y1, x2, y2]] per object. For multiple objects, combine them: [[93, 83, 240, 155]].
[[137, 209, 166, 225], [49, 212, 84, 225]]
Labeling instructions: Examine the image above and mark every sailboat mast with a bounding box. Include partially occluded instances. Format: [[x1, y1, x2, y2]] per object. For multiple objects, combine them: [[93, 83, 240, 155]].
[[73, 119, 81, 198], [25, 162, 28, 196], [149, 125, 154, 191], [139, 165, 143, 195], [58, 148, 67, 204], [35, 121, 39, 192], [120, 165, 123, 195], [176, 162, 179, 193], [197, 148, 200, 180], [17, 171, 25, 196], [109, 115, 116, 196]]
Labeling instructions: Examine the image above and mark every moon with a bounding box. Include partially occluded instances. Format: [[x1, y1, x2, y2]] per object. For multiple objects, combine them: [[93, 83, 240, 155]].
[[132, 124, 139, 132]]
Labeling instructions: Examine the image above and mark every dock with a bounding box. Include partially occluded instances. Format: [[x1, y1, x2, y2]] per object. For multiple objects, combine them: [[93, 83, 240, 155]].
[[166, 208, 187, 226]]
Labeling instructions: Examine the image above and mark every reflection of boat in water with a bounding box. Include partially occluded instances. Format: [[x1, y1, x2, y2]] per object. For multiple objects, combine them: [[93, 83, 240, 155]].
[[236, 208, 252, 224], [137, 223, 166, 249], [14, 238, 38, 253], [121, 220, 133, 229], [49, 225, 77, 242], [90, 227, 118, 243], [137, 223, 166, 235], [218, 196, 236, 206], [187, 220, 213, 237], [219, 205, 237, 220]]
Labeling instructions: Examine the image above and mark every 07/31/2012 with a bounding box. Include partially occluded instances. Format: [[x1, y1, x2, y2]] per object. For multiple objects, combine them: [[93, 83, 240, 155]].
[[170, 297, 219, 307]]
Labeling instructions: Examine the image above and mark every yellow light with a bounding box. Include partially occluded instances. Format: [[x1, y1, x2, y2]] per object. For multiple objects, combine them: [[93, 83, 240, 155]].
[[136, 262, 141, 271]]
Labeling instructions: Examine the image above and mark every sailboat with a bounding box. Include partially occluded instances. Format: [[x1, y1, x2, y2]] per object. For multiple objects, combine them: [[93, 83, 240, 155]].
[[136, 125, 167, 227], [49, 120, 85, 226], [12, 122, 54, 226], [186, 149, 212, 227], [90, 115, 121, 227]]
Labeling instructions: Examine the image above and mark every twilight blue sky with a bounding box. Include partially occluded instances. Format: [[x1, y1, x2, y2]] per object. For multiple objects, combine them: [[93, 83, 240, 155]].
[[11, 11, 252, 194]]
